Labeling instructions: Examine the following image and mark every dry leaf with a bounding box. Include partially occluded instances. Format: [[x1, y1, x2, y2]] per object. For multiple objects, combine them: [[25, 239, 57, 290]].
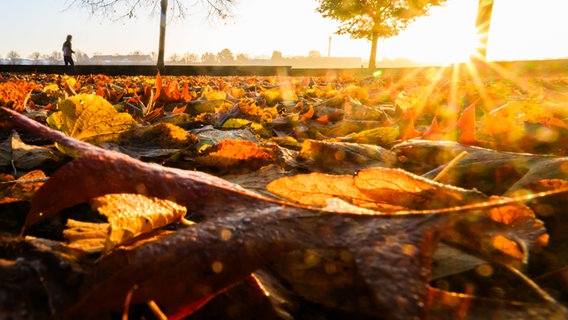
[[90, 193, 187, 250]]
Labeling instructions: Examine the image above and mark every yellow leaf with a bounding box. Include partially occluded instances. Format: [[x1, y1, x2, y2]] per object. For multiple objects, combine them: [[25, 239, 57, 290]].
[[91, 193, 187, 251], [43, 83, 60, 92], [222, 118, 271, 137], [395, 86, 431, 112], [47, 94, 136, 155], [343, 84, 368, 101], [266, 172, 389, 210], [202, 85, 227, 100]]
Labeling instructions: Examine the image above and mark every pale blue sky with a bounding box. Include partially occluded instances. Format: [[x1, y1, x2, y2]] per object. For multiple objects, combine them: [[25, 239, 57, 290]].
[[1, 0, 567, 64]]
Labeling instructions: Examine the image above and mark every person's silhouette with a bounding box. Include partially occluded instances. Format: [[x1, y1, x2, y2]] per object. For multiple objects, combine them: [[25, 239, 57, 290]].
[[62, 34, 76, 73]]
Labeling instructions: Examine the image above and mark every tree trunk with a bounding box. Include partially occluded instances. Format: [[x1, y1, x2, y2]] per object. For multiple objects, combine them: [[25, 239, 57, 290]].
[[157, 0, 168, 72], [368, 32, 379, 69], [474, 0, 494, 62]]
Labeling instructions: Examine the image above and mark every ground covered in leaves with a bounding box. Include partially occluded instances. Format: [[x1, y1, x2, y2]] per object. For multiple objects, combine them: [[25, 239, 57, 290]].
[[1, 68, 568, 319]]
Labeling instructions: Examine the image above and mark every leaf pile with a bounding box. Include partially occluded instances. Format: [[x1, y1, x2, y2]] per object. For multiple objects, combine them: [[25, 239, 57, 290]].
[[1, 69, 568, 319]]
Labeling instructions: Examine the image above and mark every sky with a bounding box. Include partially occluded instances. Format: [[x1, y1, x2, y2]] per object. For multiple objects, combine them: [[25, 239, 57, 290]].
[[1, 0, 568, 65]]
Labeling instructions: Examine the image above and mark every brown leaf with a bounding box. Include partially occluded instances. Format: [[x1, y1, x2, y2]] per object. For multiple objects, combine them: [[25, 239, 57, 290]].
[[64, 203, 447, 319], [297, 139, 397, 174]]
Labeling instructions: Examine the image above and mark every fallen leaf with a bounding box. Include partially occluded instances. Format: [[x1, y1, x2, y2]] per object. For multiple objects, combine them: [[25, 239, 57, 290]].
[[46, 94, 136, 155], [90, 193, 187, 251], [0, 131, 65, 169]]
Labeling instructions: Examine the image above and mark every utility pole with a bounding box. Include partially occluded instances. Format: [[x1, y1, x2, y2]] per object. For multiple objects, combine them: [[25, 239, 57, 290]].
[[328, 36, 332, 58]]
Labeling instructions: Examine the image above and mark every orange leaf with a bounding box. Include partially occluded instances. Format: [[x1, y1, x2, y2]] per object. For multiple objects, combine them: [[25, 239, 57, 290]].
[[154, 72, 164, 102], [181, 82, 194, 101], [166, 79, 181, 101], [421, 116, 444, 140], [399, 111, 421, 140], [96, 85, 106, 99], [457, 102, 477, 145], [301, 105, 314, 122], [172, 105, 187, 114], [316, 114, 329, 124]]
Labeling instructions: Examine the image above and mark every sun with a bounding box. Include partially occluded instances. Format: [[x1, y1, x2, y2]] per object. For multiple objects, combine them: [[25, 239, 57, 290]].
[[375, 1, 481, 66]]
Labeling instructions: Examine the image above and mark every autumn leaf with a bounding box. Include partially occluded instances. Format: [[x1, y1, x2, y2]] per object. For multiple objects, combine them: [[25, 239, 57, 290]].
[[457, 101, 478, 145], [46, 94, 136, 155], [297, 139, 397, 174], [0, 131, 65, 169], [268, 167, 548, 264], [202, 85, 227, 101], [0, 81, 37, 111], [91, 193, 187, 251], [195, 139, 275, 172], [0, 170, 46, 204], [422, 116, 444, 140], [394, 139, 568, 196]]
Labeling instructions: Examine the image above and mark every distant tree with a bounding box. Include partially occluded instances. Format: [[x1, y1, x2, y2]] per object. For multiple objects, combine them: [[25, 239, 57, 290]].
[[75, 51, 90, 64], [474, 0, 494, 62], [7, 51, 20, 64], [201, 52, 217, 64], [236, 53, 250, 63], [316, 0, 447, 69], [217, 48, 235, 64], [67, 0, 234, 71], [48, 51, 63, 64], [29, 52, 41, 62], [168, 53, 182, 63], [182, 52, 200, 63], [308, 50, 322, 58], [271, 50, 283, 61], [130, 51, 145, 56]]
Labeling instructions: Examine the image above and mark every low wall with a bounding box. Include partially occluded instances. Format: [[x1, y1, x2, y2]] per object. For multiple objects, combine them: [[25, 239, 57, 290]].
[[0, 59, 566, 78]]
